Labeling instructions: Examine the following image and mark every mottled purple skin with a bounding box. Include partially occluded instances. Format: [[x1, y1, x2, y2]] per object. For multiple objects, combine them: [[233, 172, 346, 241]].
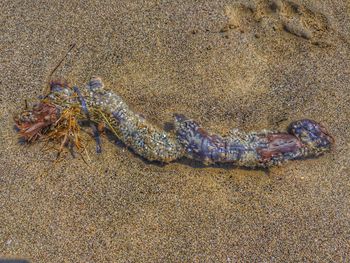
[[174, 114, 264, 165], [174, 114, 226, 162], [288, 119, 334, 155], [174, 114, 333, 167]]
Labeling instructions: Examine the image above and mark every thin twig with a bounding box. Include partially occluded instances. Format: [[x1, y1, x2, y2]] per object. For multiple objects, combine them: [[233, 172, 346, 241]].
[[44, 43, 76, 94]]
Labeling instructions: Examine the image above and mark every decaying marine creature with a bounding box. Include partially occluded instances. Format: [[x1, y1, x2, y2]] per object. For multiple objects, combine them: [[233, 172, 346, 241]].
[[174, 114, 334, 167], [14, 78, 334, 168]]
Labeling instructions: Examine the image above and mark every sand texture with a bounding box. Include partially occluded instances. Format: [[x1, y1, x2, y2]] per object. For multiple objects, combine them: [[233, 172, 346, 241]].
[[1, 0, 350, 261]]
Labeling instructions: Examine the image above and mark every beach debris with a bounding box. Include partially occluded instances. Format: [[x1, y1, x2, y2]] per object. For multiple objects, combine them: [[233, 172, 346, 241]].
[[174, 114, 334, 167], [14, 78, 334, 168]]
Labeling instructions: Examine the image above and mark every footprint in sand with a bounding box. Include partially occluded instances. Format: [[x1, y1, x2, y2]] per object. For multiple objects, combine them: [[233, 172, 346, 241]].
[[222, 0, 332, 51]]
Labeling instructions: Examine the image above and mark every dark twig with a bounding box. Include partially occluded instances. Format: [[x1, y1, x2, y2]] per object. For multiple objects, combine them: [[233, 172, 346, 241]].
[[44, 43, 76, 93]]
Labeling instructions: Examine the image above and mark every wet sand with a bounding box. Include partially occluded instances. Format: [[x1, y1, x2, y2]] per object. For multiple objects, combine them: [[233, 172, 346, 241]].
[[1, 0, 350, 261]]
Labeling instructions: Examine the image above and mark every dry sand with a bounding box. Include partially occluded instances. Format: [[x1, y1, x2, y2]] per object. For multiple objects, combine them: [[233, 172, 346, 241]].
[[1, 0, 350, 261]]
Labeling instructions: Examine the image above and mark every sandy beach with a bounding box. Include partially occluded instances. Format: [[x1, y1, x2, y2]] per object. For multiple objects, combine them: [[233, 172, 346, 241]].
[[1, 0, 349, 261]]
